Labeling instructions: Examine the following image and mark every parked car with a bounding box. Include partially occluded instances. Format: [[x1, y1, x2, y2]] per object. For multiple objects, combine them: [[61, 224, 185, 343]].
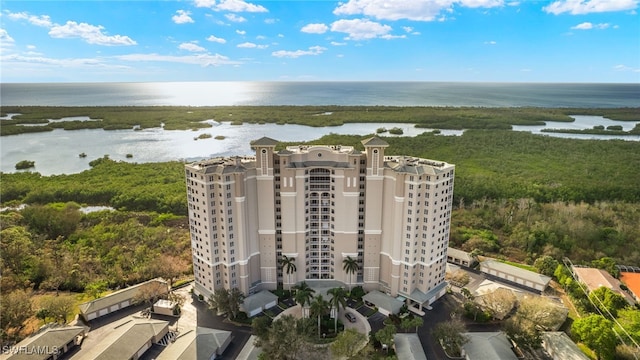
[[345, 312, 356, 323]]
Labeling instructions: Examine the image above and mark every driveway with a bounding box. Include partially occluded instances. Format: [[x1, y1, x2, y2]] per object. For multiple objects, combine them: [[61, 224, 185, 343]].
[[174, 284, 253, 360], [342, 307, 370, 335]]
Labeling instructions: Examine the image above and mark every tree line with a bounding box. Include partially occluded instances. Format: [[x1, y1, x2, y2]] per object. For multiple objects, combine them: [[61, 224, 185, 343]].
[[2, 105, 637, 136]]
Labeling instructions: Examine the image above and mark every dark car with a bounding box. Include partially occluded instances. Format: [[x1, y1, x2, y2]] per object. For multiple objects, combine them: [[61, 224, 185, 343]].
[[345, 312, 356, 323]]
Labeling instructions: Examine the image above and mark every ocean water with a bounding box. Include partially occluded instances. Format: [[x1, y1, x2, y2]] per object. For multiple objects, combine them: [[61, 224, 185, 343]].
[[1, 82, 639, 107]]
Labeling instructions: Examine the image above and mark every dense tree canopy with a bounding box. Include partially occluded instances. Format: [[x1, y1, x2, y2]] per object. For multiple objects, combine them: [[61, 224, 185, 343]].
[[571, 314, 618, 360], [253, 314, 318, 360], [0, 205, 191, 295]]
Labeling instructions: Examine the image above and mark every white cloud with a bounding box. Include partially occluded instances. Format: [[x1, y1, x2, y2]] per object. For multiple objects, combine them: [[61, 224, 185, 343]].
[[272, 45, 326, 58], [380, 34, 406, 39], [543, 0, 638, 15], [613, 64, 640, 72], [225, 14, 247, 22], [331, 41, 347, 46], [172, 10, 194, 24], [207, 35, 227, 44], [402, 26, 413, 32], [403, 26, 420, 35], [179, 42, 206, 52], [330, 19, 392, 40], [1, 28, 15, 51], [237, 42, 268, 49], [301, 23, 328, 34], [195, 0, 268, 12], [484, 40, 497, 44], [115, 52, 240, 67], [265, 18, 277, 24], [236, 30, 246, 35], [333, 0, 503, 21], [0, 28, 15, 43], [571, 22, 610, 29], [7, 11, 53, 27], [49, 21, 136, 46], [193, 0, 217, 8], [27, 45, 37, 50], [256, 35, 266, 40], [1, 53, 112, 68]]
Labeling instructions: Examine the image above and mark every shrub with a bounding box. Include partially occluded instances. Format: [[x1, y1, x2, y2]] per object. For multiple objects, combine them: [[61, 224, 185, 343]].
[[350, 286, 365, 300], [15, 160, 35, 170]]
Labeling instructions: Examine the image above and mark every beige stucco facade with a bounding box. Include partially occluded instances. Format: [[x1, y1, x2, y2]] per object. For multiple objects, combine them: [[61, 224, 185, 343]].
[[186, 137, 454, 308]]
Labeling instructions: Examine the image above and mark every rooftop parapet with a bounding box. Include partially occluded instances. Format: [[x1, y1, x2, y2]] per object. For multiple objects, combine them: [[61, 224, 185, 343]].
[[188, 156, 256, 172], [285, 144, 355, 154], [384, 155, 450, 168]]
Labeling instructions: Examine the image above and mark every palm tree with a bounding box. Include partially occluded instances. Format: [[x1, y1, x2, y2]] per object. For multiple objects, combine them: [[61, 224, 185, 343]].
[[310, 294, 329, 339], [293, 281, 315, 318], [328, 287, 347, 334], [279, 255, 297, 292], [342, 256, 359, 291]]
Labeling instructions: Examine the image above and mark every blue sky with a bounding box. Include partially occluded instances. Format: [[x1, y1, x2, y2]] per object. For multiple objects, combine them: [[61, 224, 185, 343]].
[[1, 0, 638, 83]]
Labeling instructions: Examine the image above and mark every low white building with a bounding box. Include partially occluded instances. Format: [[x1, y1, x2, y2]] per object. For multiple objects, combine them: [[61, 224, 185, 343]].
[[156, 327, 232, 360], [78, 278, 168, 322], [153, 299, 179, 316], [480, 260, 551, 293], [394, 333, 428, 360], [75, 319, 169, 360], [542, 332, 590, 360], [241, 290, 278, 317], [461, 332, 518, 360], [447, 247, 475, 267], [5, 326, 86, 360]]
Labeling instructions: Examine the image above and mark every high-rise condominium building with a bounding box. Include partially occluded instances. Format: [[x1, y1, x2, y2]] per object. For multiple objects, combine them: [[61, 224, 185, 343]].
[[186, 137, 454, 311]]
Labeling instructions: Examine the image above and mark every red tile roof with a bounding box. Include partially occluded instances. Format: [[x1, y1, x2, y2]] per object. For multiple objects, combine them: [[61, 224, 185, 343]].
[[620, 272, 640, 302]]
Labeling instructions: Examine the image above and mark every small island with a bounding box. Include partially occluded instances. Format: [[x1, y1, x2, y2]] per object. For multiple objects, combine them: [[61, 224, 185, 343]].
[[15, 160, 35, 170], [215, 135, 225, 140], [541, 124, 640, 136], [79, 152, 87, 158], [388, 127, 404, 135], [194, 133, 213, 140]]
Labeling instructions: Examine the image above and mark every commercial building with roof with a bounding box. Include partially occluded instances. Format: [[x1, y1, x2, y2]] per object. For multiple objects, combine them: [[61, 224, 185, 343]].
[[241, 290, 278, 317], [155, 327, 231, 360], [447, 247, 475, 267], [461, 332, 518, 360], [541, 332, 590, 360], [74, 318, 169, 360], [186, 137, 455, 312], [78, 278, 168, 322], [394, 333, 428, 360], [4, 326, 85, 360], [572, 267, 635, 305], [480, 260, 551, 293]]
